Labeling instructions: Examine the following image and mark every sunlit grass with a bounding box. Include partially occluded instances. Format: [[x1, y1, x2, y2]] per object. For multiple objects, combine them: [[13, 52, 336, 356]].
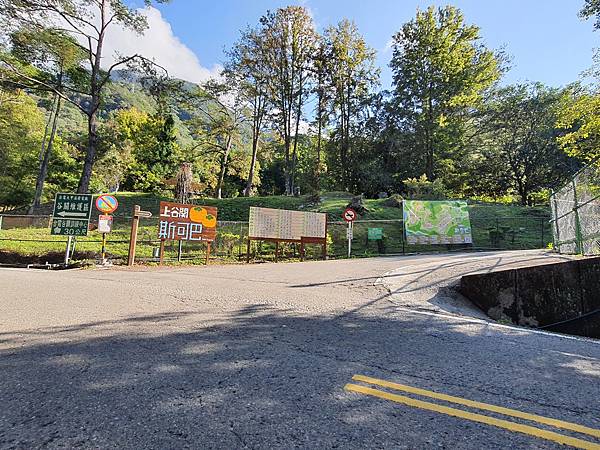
[[0, 192, 552, 263]]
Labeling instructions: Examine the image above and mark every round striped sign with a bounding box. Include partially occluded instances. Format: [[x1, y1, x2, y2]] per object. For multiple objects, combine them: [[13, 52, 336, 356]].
[[95, 194, 118, 214]]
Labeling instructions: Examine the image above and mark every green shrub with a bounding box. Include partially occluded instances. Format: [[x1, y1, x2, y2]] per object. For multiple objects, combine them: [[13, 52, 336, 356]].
[[383, 194, 403, 208], [402, 175, 447, 200]]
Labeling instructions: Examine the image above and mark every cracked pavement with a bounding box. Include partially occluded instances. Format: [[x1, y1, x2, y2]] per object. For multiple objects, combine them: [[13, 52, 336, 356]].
[[1, 251, 599, 449]]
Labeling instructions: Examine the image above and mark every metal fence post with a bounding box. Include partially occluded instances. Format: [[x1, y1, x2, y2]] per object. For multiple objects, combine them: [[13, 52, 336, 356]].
[[551, 192, 561, 252], [540, 218, 544, 249], [572, 179, 584, 255], [238, 222, 243, 259], [494, 217, 499, 247]]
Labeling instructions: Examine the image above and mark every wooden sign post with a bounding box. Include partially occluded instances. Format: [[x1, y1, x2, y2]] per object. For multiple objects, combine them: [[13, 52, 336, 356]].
[[127, 205, 153, 266]]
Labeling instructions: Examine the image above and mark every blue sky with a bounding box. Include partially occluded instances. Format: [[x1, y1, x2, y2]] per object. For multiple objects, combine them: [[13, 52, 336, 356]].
[[137, 0, 598, 88]]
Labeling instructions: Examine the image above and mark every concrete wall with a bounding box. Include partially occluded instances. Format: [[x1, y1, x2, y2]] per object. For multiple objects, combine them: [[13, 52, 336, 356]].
[[460, 257, 600, 337]]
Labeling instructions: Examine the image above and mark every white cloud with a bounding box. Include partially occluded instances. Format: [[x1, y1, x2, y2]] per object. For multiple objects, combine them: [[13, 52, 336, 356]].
[[102, 7, 221, 84], [382, 38, 395, 54]]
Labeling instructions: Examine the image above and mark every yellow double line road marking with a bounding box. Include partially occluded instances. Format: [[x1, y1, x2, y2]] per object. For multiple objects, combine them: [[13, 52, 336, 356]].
[[345, 375, 600, 450], [351, 374, 600, 439]]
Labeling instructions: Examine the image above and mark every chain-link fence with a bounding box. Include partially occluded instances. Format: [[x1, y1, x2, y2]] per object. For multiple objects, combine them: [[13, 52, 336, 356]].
[[324, 218, 547, 257], [550, 162, 600, 255], [0, 211, 552, 264]]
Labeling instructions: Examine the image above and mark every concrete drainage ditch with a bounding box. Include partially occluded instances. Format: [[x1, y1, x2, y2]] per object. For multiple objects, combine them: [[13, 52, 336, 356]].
[[460, 256, 600, 338]]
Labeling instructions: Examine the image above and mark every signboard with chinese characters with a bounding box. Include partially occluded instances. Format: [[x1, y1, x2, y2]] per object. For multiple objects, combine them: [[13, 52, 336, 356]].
[[158, 201, 218, 242], [51, 193, 92, 236], [346, 226, 353, 240], [248, 207, 327, 241], [98, 215, 113, 233]]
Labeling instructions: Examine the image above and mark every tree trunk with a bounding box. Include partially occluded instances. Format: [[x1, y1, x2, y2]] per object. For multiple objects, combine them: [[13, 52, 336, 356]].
[[29, 95, 57, 214], [425, 146, 434, 180], [244, 93, 264, 198], [216, 136, 232, 199], [426, 84, 435, 180], [30, 95, 62, 213], [78, 110, 98, 193], [244, 136, 259, 197], [516, 178, 528, 206], [316, 111, 322, 193], [520, 188, 528, 206], [340, 139, 348, 188], [283, 131, 292, 196], [284, 127, 294, 196], [290, 151, 297, 195], [345, 82, 352, 190], [78, 1, 105, 194], [290, 88, 303, 196]]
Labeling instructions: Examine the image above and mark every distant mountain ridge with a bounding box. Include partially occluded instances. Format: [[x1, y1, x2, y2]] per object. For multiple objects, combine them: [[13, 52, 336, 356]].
[[38, 69, 201, 146]]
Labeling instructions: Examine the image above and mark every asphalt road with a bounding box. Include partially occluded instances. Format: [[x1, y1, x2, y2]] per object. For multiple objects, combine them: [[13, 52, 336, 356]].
[[1, 251, 599, 449]]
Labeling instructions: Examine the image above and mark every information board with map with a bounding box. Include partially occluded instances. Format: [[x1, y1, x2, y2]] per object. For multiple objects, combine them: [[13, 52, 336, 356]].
[[248, 207, 327, 241], [403, 200, 472, 245]]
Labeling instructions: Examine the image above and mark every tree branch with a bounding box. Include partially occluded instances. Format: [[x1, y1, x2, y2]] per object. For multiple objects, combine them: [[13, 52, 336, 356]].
[[99, 54, 141, 88], [1, 60, 89, 116]]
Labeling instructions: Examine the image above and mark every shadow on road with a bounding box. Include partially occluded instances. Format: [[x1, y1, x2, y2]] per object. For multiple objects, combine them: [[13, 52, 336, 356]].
[[289, 254, 572, 291], [1, 304, 599, 448]]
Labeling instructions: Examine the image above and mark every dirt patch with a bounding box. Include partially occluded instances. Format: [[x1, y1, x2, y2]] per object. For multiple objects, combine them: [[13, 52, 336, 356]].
[[0, 250, 98, 265]]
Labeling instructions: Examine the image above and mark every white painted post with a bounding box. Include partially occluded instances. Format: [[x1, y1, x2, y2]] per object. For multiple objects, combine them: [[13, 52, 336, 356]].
[[347, 222, 353, 258], [64, 235, 72, 265]]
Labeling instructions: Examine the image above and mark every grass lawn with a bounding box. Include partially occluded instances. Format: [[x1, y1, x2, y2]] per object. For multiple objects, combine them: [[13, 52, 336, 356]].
[[0, 192, 552, 264]]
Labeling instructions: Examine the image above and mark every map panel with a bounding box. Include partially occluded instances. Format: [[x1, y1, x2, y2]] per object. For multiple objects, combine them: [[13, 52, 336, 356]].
[[403, 200, 472, 245]]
